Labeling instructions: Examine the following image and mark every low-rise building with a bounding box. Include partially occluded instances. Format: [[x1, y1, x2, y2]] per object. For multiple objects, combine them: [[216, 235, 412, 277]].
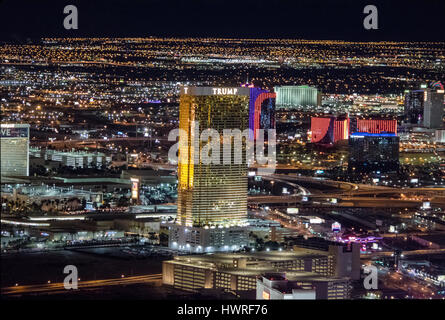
[[162, 246, 357, 299], [30, 147, 111, 168], [256, 272, 350, 300]]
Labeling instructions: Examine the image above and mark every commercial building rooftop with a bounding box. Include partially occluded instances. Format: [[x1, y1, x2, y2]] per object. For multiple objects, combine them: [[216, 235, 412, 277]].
[[165, 248, 339, 279], [170, 248, 330, 264]]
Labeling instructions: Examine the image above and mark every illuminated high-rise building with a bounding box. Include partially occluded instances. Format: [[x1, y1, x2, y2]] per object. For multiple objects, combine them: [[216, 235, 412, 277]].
[[404, 89, 425, 125], [275, 85, 321, 109], [169, 86, 250, 252], [311, 117, 398, 146], [404, 86, 444, 128], [310, 116, 349, 144], [248, 87, 276, 140], [423, 88, 444, 129], [351, 118, 397, 135], [1, 123, 29, 177], [348, 132, 399, 174]]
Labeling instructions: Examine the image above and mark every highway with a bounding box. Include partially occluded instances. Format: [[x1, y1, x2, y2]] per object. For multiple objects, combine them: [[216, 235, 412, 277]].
[[361, 248, 445, 259], [247, 174, 445, 207], [261, 174, 311, 195], [247, 194, 429, 207], [32, 136, 169, 147], [1, 274, 162, 296], [380, 269, 437, 299], [321, 187, 445, 198], [258, 174, 445, 197], [263, 174, 360, 192]]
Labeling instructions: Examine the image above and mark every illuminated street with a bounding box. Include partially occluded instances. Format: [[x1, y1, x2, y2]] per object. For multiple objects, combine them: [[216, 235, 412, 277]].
[[2, 274, 162, 296]]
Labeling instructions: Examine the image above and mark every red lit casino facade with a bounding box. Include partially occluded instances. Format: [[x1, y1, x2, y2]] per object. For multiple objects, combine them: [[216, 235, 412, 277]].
[[310, 117, 397, 144], [310, 117, 349, 144], [356, 119, 397, 134]]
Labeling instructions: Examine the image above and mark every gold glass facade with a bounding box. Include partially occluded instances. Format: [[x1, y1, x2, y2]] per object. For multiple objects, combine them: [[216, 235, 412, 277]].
[[177, 87, 250, 227]]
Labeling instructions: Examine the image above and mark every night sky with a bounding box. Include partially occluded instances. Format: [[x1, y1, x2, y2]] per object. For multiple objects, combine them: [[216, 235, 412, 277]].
[[0, 0, 444, 42]]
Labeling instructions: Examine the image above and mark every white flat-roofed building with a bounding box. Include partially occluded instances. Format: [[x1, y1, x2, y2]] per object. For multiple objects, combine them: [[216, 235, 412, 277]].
[[1, 123, 29, 177], [256, 273, 316, 300], [30, 147, 111, 168], [256, 272, 351, 300]]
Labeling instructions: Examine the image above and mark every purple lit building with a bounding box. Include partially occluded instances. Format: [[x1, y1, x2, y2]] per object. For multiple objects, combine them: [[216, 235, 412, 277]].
[[247, 87, 276, 140]]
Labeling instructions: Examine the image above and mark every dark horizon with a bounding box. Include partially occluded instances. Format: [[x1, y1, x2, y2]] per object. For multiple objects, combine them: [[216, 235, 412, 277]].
[[1, 0, 444, 42]]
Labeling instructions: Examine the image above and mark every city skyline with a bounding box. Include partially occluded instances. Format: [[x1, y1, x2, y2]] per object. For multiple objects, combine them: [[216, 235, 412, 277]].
[[1, 1, 445, 306]]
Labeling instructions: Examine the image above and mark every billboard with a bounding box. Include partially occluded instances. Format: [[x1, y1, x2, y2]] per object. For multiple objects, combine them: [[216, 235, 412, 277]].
[[332, 221, 341, 232], [422, 202, 431, 209], [287, 208, 299, 214], [130, 177, 140, 203]]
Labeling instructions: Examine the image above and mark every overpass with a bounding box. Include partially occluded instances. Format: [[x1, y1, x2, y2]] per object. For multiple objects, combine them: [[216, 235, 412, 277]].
[[32, 136, 169, 147], [323, 187, 445, 198], [261, 174, 360, 192], [248, 174, 445, 207], [260, 175, 311, 195], [247, 194, 427, 208], [362, 248, 445, 259], [1, 274, 162, 297]]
